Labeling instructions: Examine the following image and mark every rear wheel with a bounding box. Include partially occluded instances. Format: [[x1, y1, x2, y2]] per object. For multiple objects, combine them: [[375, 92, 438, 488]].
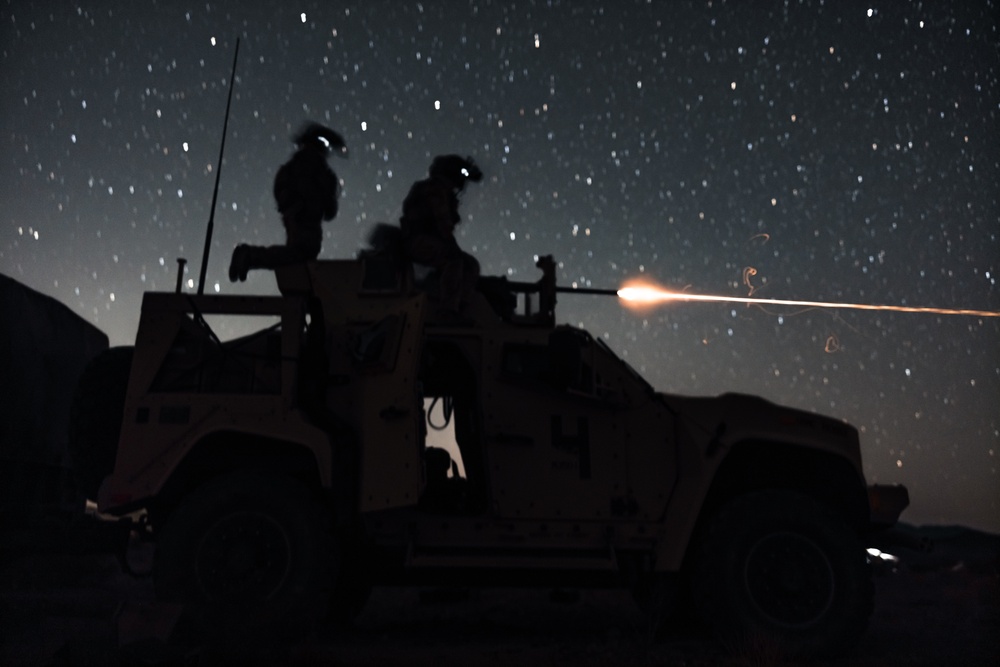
[[154, 470, 334, 642], [692, 490, 872, 657]]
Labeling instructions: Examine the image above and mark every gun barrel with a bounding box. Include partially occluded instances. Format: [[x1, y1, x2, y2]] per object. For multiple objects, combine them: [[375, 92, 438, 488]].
[[555, 286, 620, 297]]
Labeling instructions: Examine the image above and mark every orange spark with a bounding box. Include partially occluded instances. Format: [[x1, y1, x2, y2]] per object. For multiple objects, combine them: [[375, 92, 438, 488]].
[[616, 278, 1000, 318], [743, 266, 759, 296]]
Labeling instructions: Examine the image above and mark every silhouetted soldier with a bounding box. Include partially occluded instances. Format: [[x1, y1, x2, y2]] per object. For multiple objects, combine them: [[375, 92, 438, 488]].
[[228, 122, 347, 281], [400, 155, 483, 322]]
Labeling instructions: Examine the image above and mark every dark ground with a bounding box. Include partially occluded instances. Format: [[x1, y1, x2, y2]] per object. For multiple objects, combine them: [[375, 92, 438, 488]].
[[0, 524, 997, 667]]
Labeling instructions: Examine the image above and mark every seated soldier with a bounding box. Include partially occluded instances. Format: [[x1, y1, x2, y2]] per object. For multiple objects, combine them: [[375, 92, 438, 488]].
[[399, 155, 483, 323]]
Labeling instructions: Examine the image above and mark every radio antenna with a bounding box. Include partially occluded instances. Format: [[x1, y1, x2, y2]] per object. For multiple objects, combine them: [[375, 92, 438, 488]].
[[197, 37, 241, 295]]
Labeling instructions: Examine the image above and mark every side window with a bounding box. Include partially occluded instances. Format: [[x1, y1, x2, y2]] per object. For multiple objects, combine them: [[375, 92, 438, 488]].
[[501, 331, 594, 395], [548, 330, 594, 394], [501, 344, 551, 384], [151, 314, 284, 394]]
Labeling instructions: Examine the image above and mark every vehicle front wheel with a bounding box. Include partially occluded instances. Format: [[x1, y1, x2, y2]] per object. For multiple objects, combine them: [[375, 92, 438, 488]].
[[692, 490, 873, 658], [153, 470, 335, 642]]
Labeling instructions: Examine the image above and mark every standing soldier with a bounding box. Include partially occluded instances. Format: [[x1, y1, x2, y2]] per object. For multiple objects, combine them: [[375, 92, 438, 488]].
[[400, 155, 483, 323], [228, 122, 347, 281]]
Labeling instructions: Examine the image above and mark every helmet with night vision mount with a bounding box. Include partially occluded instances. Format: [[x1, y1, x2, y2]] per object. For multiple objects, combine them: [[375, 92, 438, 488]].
[[293, 121, 349, 157], [429, 154, 482, 190]]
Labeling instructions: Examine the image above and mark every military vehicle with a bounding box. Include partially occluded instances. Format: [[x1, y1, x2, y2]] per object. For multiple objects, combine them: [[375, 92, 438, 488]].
[[75, 252, 907, 656]]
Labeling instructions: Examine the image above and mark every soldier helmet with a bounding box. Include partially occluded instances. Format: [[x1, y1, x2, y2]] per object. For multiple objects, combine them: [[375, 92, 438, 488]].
[[293, 122, 348, 157], [429, 155, 483, 189]]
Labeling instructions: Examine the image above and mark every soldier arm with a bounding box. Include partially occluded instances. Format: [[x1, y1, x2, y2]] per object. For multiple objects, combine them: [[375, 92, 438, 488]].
[[319, 164, 339, 221], [427, 184, 458, 238]]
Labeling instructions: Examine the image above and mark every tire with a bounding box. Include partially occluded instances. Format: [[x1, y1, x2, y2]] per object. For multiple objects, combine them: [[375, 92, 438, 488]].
[[68, 346, 134, 500], [154, 470, 335, 642], [691, 490, 873, 658]]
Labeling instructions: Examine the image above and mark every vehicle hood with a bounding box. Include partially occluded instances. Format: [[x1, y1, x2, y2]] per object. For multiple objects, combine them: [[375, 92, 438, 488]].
[[657, 391, 863, 465]]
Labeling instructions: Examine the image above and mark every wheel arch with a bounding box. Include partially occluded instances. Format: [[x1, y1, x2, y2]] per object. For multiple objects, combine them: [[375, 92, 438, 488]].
[[689, 440, 871, 558], [149, 430, 329, 525], [653, 439, 869, 574], [707, 440, 867, 521]]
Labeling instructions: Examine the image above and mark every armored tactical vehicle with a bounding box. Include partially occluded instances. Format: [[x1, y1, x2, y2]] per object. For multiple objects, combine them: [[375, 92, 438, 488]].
[[75, 254, 907, 656]]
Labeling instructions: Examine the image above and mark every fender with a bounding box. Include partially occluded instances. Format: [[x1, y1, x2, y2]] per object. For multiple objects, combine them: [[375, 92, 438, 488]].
[[98, 402, 331, 513], [652, 392, 867, 571]]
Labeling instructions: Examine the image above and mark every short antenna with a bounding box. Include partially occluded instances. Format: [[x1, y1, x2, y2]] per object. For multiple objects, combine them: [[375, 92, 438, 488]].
[[197, 37, 241, 295]]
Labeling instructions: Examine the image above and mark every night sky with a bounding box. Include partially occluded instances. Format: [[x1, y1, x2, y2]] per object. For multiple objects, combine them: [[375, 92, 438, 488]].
[[3, 1, 998, 531]]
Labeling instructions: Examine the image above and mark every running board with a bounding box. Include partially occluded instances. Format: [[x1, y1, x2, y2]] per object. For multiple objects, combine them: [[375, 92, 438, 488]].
[[405, 546, 618, 571]]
